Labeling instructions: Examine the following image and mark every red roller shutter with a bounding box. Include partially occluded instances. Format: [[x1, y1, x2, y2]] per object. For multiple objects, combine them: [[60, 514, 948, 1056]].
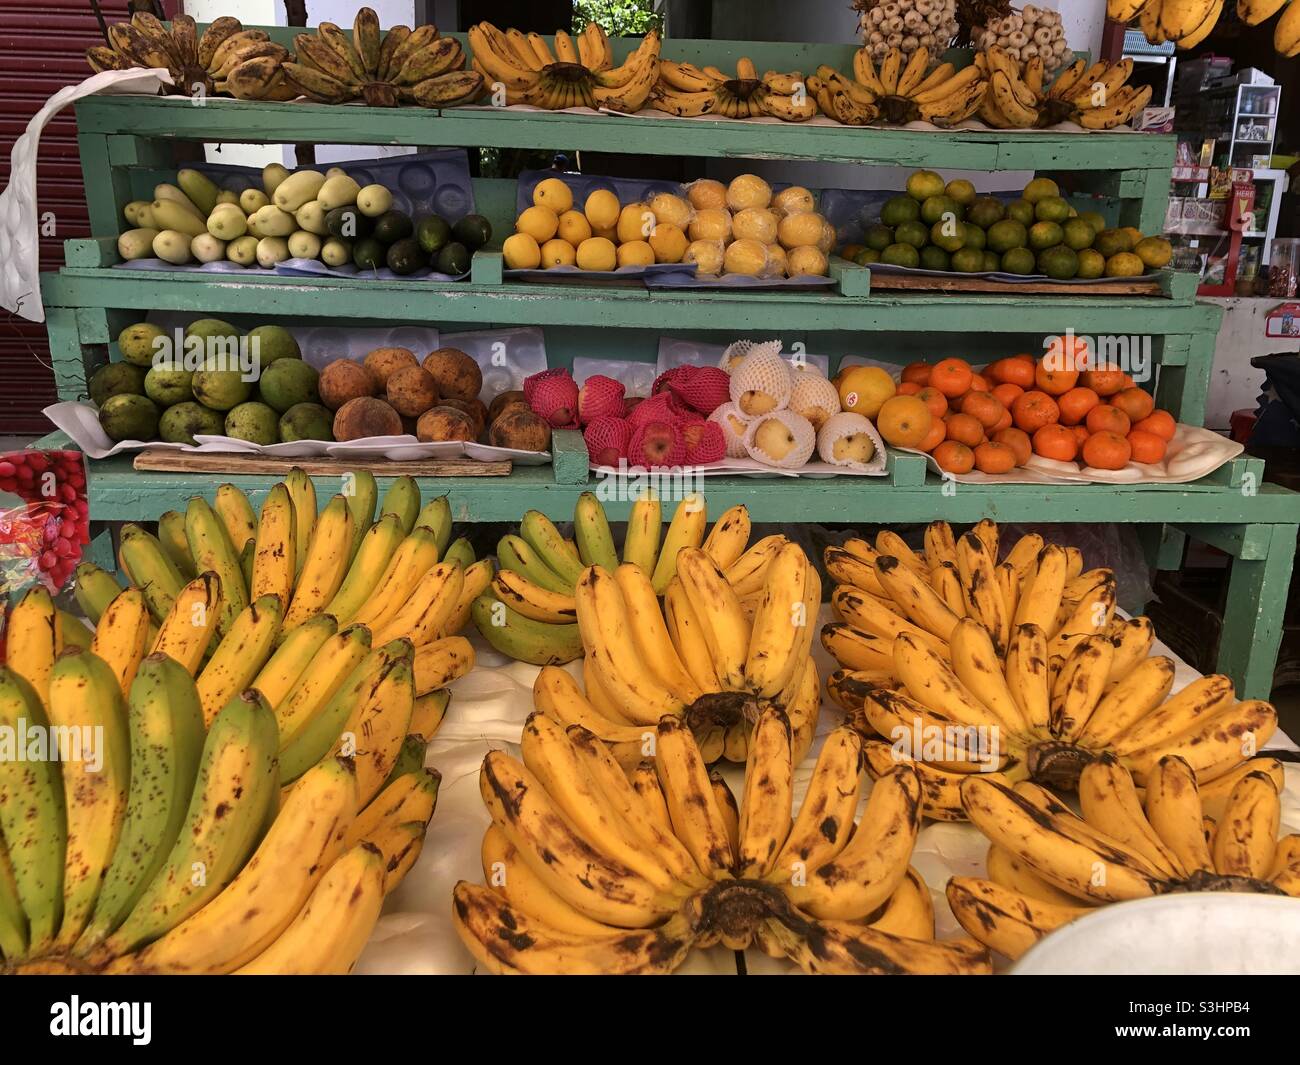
[[0, 0, 134, 434]]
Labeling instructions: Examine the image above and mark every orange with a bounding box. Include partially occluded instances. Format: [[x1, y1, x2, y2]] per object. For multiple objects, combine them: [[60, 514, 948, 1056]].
[[987, 356, 1036, 388], [991, 407, 1013, 433], [931, 357, 973, 398], [969, 372, 991, 394], [993, 427, 1032, 466], [1058, 386, 1100, 426], [1044, 333, 1090, 373], [1085, 404, 1131, 436], [961, 391, 1004, 430], [1034, 362, 1079, 396], [916, 386, 949, 420], [1112, 386, 1155, 423], [932, 440, 974, 474], [875, 394, 933, 448], [1127, 429, 1168, 464], [901, 361, 932, 386], [1134, 409, 1177, 442], [945, 412, 985, 447], [1082, 430, 1131, 470], [1080, 366, 1127, 396], [974, 441, 1017, 475], [1011, 390, 1060, 432], [1032, 423, 1078, 462], [898, 381, 922, 396], [917, 418, 947, 453], [991, 382, 1024, 410], [1071, 424, 1091, 450]]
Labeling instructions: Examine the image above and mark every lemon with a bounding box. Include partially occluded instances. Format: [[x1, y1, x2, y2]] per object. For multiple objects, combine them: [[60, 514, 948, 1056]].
[[1104, 251, 1144, 278], [772, 185, 815, 215], [686, 178, 728, 211], [649, 192, 692, 228], [502, 232, 541, 269], [583, 188, 620, 230], [766, 242, 788, 277], [533, 177, 573, 214], [576, 236, 617, 271], [787, 245, 829, 277], [688, 208, 732, 243], [649, 222, 688, 263], [557, 209, 592, 246], [837, 365, 896, 418], [516, 204, 559, 243], [1135, 236, 1172, 269], [817, 218, 836, 254], [616, 202, 655, 244], [541, 238, 577, 268], [616, 240, 655, 267], [777, 211, 824, 249], [684, 239, 724, 274], [723, 238, 769, 276], [726, 173, 773, 212], [1120, 226, 1144, 249], [732, 207, 778, 244]]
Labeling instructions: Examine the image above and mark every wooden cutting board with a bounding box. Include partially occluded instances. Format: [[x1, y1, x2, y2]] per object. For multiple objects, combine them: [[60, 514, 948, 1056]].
[[866, 273, 1163, 296], [132, 450, 512, 477]]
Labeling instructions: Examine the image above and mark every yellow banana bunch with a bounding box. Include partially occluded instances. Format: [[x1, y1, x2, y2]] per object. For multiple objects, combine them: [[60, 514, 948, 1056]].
[[86, 12, 295, 101], [651, 56, 819, 121], [808, 45, 986, 127], [977, 48, 1152, 130], [469, 21, 659, 111], [454, 707, 992, 974], [822, 518, 1276, 820], [474, 493, 757, 667], [282, 8, 484, 108], [950, 753, 1296, 961]]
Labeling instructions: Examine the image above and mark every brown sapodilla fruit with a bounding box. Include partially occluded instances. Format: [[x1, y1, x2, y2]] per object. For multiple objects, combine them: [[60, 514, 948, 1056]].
[[318, 358, 378, 411], [489, 406, 551, 452], [488, 389, 528, 423], [363, 346, 419, 388], [333, 396, 403, 441], [416, 406, 477, 443], [422, 347, 483, 402], [386, 365, 441, 417]]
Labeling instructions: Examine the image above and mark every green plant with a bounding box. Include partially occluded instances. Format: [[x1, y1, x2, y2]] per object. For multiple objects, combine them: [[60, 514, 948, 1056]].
[[573, 0, 664, 37]]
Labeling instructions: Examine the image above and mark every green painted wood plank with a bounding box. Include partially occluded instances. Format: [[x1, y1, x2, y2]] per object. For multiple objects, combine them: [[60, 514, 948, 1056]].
[[551, 430, 589, 484], [1217, 523, 1299, 698], [40, 269, 1219, 335], [72, 94, 1176, 171], [1173, 522, 1273, 560], [46, 309, 89, 402]]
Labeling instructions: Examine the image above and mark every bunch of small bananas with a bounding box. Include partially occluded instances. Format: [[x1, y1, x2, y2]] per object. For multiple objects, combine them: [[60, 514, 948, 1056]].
[[472, 491, 754, 667], [812, 45, 987, 126], [821, 519, 1278, 820], [467, 22, 660, 111], [85, 12, 294, 101], [948, 753, 1298, 961], [453, 706, 992, 974], [0, 583, 443, 974], [977, 48, 1152, 129], [652, 58, 820, 121], [1120, 0, 1300, 56], [282, 8, 483, 107]]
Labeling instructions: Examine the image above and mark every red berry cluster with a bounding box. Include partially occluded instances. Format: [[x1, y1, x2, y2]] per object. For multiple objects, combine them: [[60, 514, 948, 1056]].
[[0, 450, 90, 593]]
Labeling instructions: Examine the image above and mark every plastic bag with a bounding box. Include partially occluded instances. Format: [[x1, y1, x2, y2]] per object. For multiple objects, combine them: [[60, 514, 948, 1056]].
[[0, 449, 89, 596]]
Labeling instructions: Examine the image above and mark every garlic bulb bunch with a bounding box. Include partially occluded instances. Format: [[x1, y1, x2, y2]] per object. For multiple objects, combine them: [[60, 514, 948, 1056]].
[[859, 0, 961, 61], [973, 4, 1073, 71]]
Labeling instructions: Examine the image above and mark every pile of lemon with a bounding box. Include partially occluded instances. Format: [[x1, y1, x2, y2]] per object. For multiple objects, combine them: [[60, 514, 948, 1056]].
[[502, 174, 837, 279]]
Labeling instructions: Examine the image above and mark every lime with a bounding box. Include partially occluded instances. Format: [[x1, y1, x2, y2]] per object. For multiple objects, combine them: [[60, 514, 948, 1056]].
[[921, 194, 961, 225], [951, 247, 985, 273], [1023, 177, 1060, 204], [881, 195, 921, 226], [962, 222, 987, 251], [987, 219, 1028, 253], [1062, 217, 1096, 251], [1034, 196, 1071, 224], [930, 218, 966, 252], [1005, 198, 1035, 226], [982, 251, 1000, 272], [1094, 228, 1133, 257], [854, 247, 880, 265], [945, 178, 977, 206], [1038, 244, 1079, 280], [919, 245, 952, 271], [1076, 247, 1105, 279], [1079, 210, 1107, 235], [894, 220, 929, 248], [864, 223, 895, 251], [880, 243, 921, 268], [906, 170, 946, 201], [1136, 236, 1173, 268], [1001, 247, 1036, 275], [966, 197, 1006, 229], [1028, 221, 1064, 251], [1104, 251, 1145, 277]]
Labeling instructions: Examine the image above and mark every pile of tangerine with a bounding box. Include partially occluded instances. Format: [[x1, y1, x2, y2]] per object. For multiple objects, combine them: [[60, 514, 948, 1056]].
[[896, 346, 1177, 476]]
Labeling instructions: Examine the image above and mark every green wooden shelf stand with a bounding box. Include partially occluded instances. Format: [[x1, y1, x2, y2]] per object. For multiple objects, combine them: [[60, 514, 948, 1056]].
[[32, 34, 1300, 698]]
